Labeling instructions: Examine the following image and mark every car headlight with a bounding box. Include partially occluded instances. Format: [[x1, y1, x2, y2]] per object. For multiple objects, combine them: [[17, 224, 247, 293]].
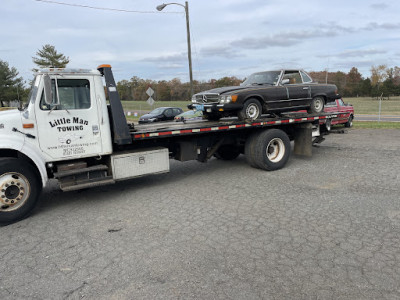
[[219, 95, 232, 104]]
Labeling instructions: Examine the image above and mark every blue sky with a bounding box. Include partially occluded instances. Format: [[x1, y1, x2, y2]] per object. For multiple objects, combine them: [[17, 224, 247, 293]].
[[1, 0, 399, 83]]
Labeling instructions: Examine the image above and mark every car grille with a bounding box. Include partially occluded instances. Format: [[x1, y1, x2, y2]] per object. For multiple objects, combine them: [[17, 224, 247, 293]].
[[193, 93, 219, 104]]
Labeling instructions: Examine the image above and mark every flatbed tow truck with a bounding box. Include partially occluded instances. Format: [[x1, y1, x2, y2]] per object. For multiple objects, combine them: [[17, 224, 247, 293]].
[[0, 65, 346, 225]]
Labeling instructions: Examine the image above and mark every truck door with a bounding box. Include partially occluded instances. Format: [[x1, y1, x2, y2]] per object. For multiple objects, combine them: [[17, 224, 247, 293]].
[[34, 76, 104, 160]]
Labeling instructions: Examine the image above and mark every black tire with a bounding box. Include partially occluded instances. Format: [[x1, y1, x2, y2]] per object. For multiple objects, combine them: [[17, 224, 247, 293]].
[[244, 133, 260, 168], [204, 113, 221, 121], [322, 119, 332, 132], [253, 129, 291, 171], [345, 115, 353, 128], [238, 98, 262, 121], [214, 145, 240, 160], [308, 96, 325, 114], [0, 159, 41, 226]]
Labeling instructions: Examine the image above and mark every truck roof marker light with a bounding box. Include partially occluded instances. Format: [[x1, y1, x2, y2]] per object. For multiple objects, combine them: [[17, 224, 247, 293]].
[[231, 95, 238, 103], [23, 124, 34, 129], [97, 64, 112, 69]]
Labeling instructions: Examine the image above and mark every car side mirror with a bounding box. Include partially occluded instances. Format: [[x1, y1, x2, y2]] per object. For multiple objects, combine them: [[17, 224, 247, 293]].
[[43, 75, 53, 105], [281, 79, 289, 85]]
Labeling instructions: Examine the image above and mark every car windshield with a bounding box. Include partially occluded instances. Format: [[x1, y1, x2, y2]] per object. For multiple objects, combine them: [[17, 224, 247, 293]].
[[149, 107, 165, 115], [242, 71, 281, 86]]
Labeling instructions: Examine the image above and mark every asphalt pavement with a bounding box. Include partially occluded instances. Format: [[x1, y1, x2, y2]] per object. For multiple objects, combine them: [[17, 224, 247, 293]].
[[1, 129, 400, 299]]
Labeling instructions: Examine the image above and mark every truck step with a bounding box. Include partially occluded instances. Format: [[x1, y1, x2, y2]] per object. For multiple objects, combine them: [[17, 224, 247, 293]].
[[60, 176, 115, 192], [54, 165, 109, 178]]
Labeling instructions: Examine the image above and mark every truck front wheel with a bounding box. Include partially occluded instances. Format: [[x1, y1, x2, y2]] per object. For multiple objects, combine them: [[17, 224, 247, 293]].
[[252, 129, 291, 171], [0, 159, 41, 226]]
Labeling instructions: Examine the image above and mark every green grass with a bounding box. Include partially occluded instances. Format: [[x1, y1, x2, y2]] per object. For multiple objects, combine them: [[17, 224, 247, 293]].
[[121, 100, 189, 114], [343, 96, 400, 116], [352, 121, 400, 129]]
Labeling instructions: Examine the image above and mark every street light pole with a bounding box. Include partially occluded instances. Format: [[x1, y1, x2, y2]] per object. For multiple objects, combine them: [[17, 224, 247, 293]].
[[157, 1, 194, 97]]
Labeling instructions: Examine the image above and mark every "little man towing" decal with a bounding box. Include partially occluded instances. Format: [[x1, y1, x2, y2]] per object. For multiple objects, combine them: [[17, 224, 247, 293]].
[[49, 117, 89, 132]]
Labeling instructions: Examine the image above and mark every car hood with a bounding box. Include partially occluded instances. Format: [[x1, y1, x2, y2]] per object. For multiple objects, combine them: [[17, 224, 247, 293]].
[[197, 86, 250, 95]]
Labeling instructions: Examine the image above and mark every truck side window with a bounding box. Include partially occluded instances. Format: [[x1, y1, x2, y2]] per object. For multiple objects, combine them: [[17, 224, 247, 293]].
[[40, 79, 91, 110]]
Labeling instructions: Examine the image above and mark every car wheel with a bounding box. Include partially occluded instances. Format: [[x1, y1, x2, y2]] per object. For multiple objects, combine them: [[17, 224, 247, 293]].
[[0, 159, 42, 226], [238, 99, 262, 121], [345, 115, 353, 127], [323, 119, 332, 132], [308, 96, 325, 114], [214, 145, 240, 160]]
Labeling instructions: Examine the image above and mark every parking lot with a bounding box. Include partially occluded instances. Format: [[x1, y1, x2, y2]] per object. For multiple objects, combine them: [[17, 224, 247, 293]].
[[1, 128, 399, 299]]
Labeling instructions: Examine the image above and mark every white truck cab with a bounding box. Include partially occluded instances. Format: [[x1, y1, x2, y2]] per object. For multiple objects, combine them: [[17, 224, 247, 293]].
[[0, 65, 124, 224]]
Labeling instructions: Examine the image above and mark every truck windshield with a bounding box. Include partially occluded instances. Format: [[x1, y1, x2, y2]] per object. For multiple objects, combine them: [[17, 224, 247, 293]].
[[242, 71, 281, 86]]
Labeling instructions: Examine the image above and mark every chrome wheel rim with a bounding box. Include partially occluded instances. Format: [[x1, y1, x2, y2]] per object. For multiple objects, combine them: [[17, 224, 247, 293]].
[[313, 98, 323, 112], [0, 172, 30, 212], [246, 104, 260, 119], [266, 138, 285, 162], [326, 120, 331, 131]]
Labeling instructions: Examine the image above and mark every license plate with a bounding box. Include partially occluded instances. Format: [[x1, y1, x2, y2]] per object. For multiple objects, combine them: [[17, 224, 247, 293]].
[[194, 104, 204, 111]]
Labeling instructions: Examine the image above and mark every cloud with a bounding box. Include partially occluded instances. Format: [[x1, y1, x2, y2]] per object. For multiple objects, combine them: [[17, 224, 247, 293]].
[[141, 53, 187, 63], [230, 29, 338, 50], [318, 49, 387, 59], [199, 46, 241, 58], [362, 22, 400, 30], [370, 3, 389, 10]]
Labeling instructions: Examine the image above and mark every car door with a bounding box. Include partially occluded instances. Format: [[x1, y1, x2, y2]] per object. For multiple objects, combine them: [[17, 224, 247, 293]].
[[284, 71, 311, 109], [262, 86, 289, 111]]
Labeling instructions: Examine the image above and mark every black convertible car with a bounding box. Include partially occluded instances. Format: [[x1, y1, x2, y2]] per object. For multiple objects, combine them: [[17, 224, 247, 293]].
[[189, 70, 340, 120]]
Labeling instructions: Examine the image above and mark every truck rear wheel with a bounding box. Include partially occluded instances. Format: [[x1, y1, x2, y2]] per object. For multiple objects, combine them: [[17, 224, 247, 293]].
[[252, 129, 291, 171], [0, 159, 41, 226], [244, 133, 260, 168]]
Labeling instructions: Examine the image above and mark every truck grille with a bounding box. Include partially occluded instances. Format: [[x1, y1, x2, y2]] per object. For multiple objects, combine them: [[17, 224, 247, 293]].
[[193, 93, 219, 103]]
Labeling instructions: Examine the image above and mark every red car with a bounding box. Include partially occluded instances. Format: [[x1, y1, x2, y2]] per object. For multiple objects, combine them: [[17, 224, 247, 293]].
[[321, 98, 354, 131]]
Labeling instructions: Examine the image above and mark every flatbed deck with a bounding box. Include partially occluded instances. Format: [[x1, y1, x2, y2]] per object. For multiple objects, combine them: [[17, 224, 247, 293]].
[[130, 112, 344, 141]]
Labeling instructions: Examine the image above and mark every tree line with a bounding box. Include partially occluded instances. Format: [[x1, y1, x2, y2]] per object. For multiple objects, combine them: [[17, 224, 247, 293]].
[[118, 66, 400, 101], [1, 44, 400, 107]]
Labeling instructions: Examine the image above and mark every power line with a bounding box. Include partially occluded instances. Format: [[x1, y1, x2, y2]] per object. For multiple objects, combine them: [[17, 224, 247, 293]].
[[34, 0, 182, 14]]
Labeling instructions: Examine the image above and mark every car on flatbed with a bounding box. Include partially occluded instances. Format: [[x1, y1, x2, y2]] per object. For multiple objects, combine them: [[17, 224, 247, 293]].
[[174, 110, 203, 122], [189, 69, 340, 121], [139, 107, 183, 124]]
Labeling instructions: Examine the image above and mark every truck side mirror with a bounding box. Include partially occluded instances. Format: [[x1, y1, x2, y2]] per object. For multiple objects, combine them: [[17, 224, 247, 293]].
[[43, 75, 53, 105]]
